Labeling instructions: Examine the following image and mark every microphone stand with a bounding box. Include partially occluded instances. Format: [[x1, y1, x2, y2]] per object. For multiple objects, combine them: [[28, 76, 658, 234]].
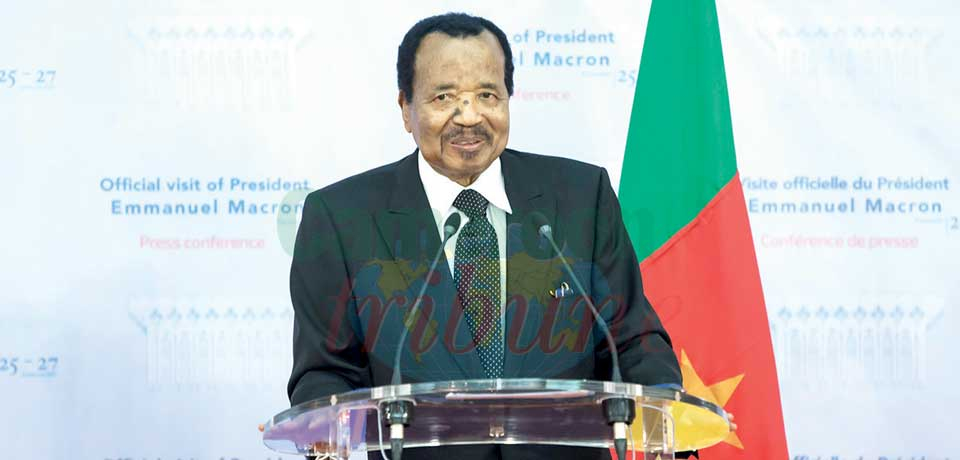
[[382, 213, 461, 460], [533, 212, 636, 460]]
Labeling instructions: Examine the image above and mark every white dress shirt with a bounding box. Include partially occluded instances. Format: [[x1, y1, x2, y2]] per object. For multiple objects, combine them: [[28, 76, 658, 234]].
[[417, 153, 512, 310]]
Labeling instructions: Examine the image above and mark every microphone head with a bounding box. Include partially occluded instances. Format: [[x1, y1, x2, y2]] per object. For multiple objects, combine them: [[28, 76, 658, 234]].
[[443, 213, 462, 238], [530, 211, 552, 239]]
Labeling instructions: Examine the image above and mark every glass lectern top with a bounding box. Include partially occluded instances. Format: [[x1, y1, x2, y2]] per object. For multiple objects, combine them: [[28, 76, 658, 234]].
[[263, 379, 730, 456]]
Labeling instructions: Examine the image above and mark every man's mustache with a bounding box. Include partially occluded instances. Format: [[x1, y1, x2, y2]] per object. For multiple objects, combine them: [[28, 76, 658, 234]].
[[442, 127, 492, 143]]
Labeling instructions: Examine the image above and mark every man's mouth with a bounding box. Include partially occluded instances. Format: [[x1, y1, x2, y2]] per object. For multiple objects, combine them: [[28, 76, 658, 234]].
[[449, 138, 485, 150]]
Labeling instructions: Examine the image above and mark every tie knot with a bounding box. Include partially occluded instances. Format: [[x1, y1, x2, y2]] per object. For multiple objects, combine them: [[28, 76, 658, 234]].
[[453, 189, 489, 219]]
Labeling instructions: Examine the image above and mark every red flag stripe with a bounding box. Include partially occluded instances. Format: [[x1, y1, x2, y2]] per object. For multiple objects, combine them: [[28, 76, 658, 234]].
[[641, 172, 788, 459]]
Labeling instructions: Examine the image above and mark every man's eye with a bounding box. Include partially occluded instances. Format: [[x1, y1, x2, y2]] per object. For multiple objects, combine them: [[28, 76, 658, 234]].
[[479, 92, 495, 99], [436, 94, 448, 101]]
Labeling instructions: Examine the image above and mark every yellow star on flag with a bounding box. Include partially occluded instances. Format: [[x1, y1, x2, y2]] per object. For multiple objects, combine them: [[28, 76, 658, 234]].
[[679, 349, 744, 449]]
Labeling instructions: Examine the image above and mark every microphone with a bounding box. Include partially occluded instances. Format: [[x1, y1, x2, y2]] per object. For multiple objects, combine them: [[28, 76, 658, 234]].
[[530, 211, 635, 460], [530, 211, 623, 383], [383, 212, 461, 460], [390, 212, 460, 385]]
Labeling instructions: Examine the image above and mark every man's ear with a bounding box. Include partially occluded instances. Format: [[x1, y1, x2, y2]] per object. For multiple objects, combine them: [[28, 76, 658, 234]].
[[398, 91, 412, 133]]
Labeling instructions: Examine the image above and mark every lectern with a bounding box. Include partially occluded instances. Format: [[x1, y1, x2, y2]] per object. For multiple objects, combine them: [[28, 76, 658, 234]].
[[262, 379, 731, 459]]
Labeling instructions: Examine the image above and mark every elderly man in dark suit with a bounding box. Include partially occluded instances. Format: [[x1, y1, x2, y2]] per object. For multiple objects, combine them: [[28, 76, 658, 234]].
[[287, 12, 682, 460]]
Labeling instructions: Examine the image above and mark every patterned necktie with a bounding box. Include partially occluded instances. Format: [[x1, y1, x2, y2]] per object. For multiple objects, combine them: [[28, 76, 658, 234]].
[[453, 189, 504, 378]]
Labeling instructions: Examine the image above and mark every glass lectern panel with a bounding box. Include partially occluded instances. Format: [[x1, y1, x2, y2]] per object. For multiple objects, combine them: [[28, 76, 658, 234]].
[[263, 379, 730, 459]]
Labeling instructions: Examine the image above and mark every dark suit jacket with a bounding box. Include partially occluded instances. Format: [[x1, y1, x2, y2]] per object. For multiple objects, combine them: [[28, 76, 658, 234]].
[[288, 149, 681, 459]]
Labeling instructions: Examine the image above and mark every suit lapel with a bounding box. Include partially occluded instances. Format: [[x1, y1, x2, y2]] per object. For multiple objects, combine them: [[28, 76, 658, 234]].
[[373, 151, 439, 270], [371, 150, 481, 379], [500, 150, 559, 378]]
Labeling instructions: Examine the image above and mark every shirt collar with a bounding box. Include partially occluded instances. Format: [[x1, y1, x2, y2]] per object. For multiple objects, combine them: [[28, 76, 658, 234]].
[[417, 152, 513, 215]]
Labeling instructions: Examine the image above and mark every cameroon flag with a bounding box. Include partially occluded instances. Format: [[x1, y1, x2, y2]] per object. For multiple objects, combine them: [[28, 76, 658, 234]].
[[619, 0, 789, 458]]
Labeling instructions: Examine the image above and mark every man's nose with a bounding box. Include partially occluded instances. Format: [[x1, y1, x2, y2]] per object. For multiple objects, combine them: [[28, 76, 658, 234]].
[[453, 97, 482, 125]]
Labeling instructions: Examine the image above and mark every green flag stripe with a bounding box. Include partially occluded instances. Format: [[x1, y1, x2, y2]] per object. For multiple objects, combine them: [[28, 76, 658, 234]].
[[619, 0, 738, 261]]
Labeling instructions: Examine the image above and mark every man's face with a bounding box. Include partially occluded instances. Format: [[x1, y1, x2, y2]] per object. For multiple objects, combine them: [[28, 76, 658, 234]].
[[400, 30, 510, 185]]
